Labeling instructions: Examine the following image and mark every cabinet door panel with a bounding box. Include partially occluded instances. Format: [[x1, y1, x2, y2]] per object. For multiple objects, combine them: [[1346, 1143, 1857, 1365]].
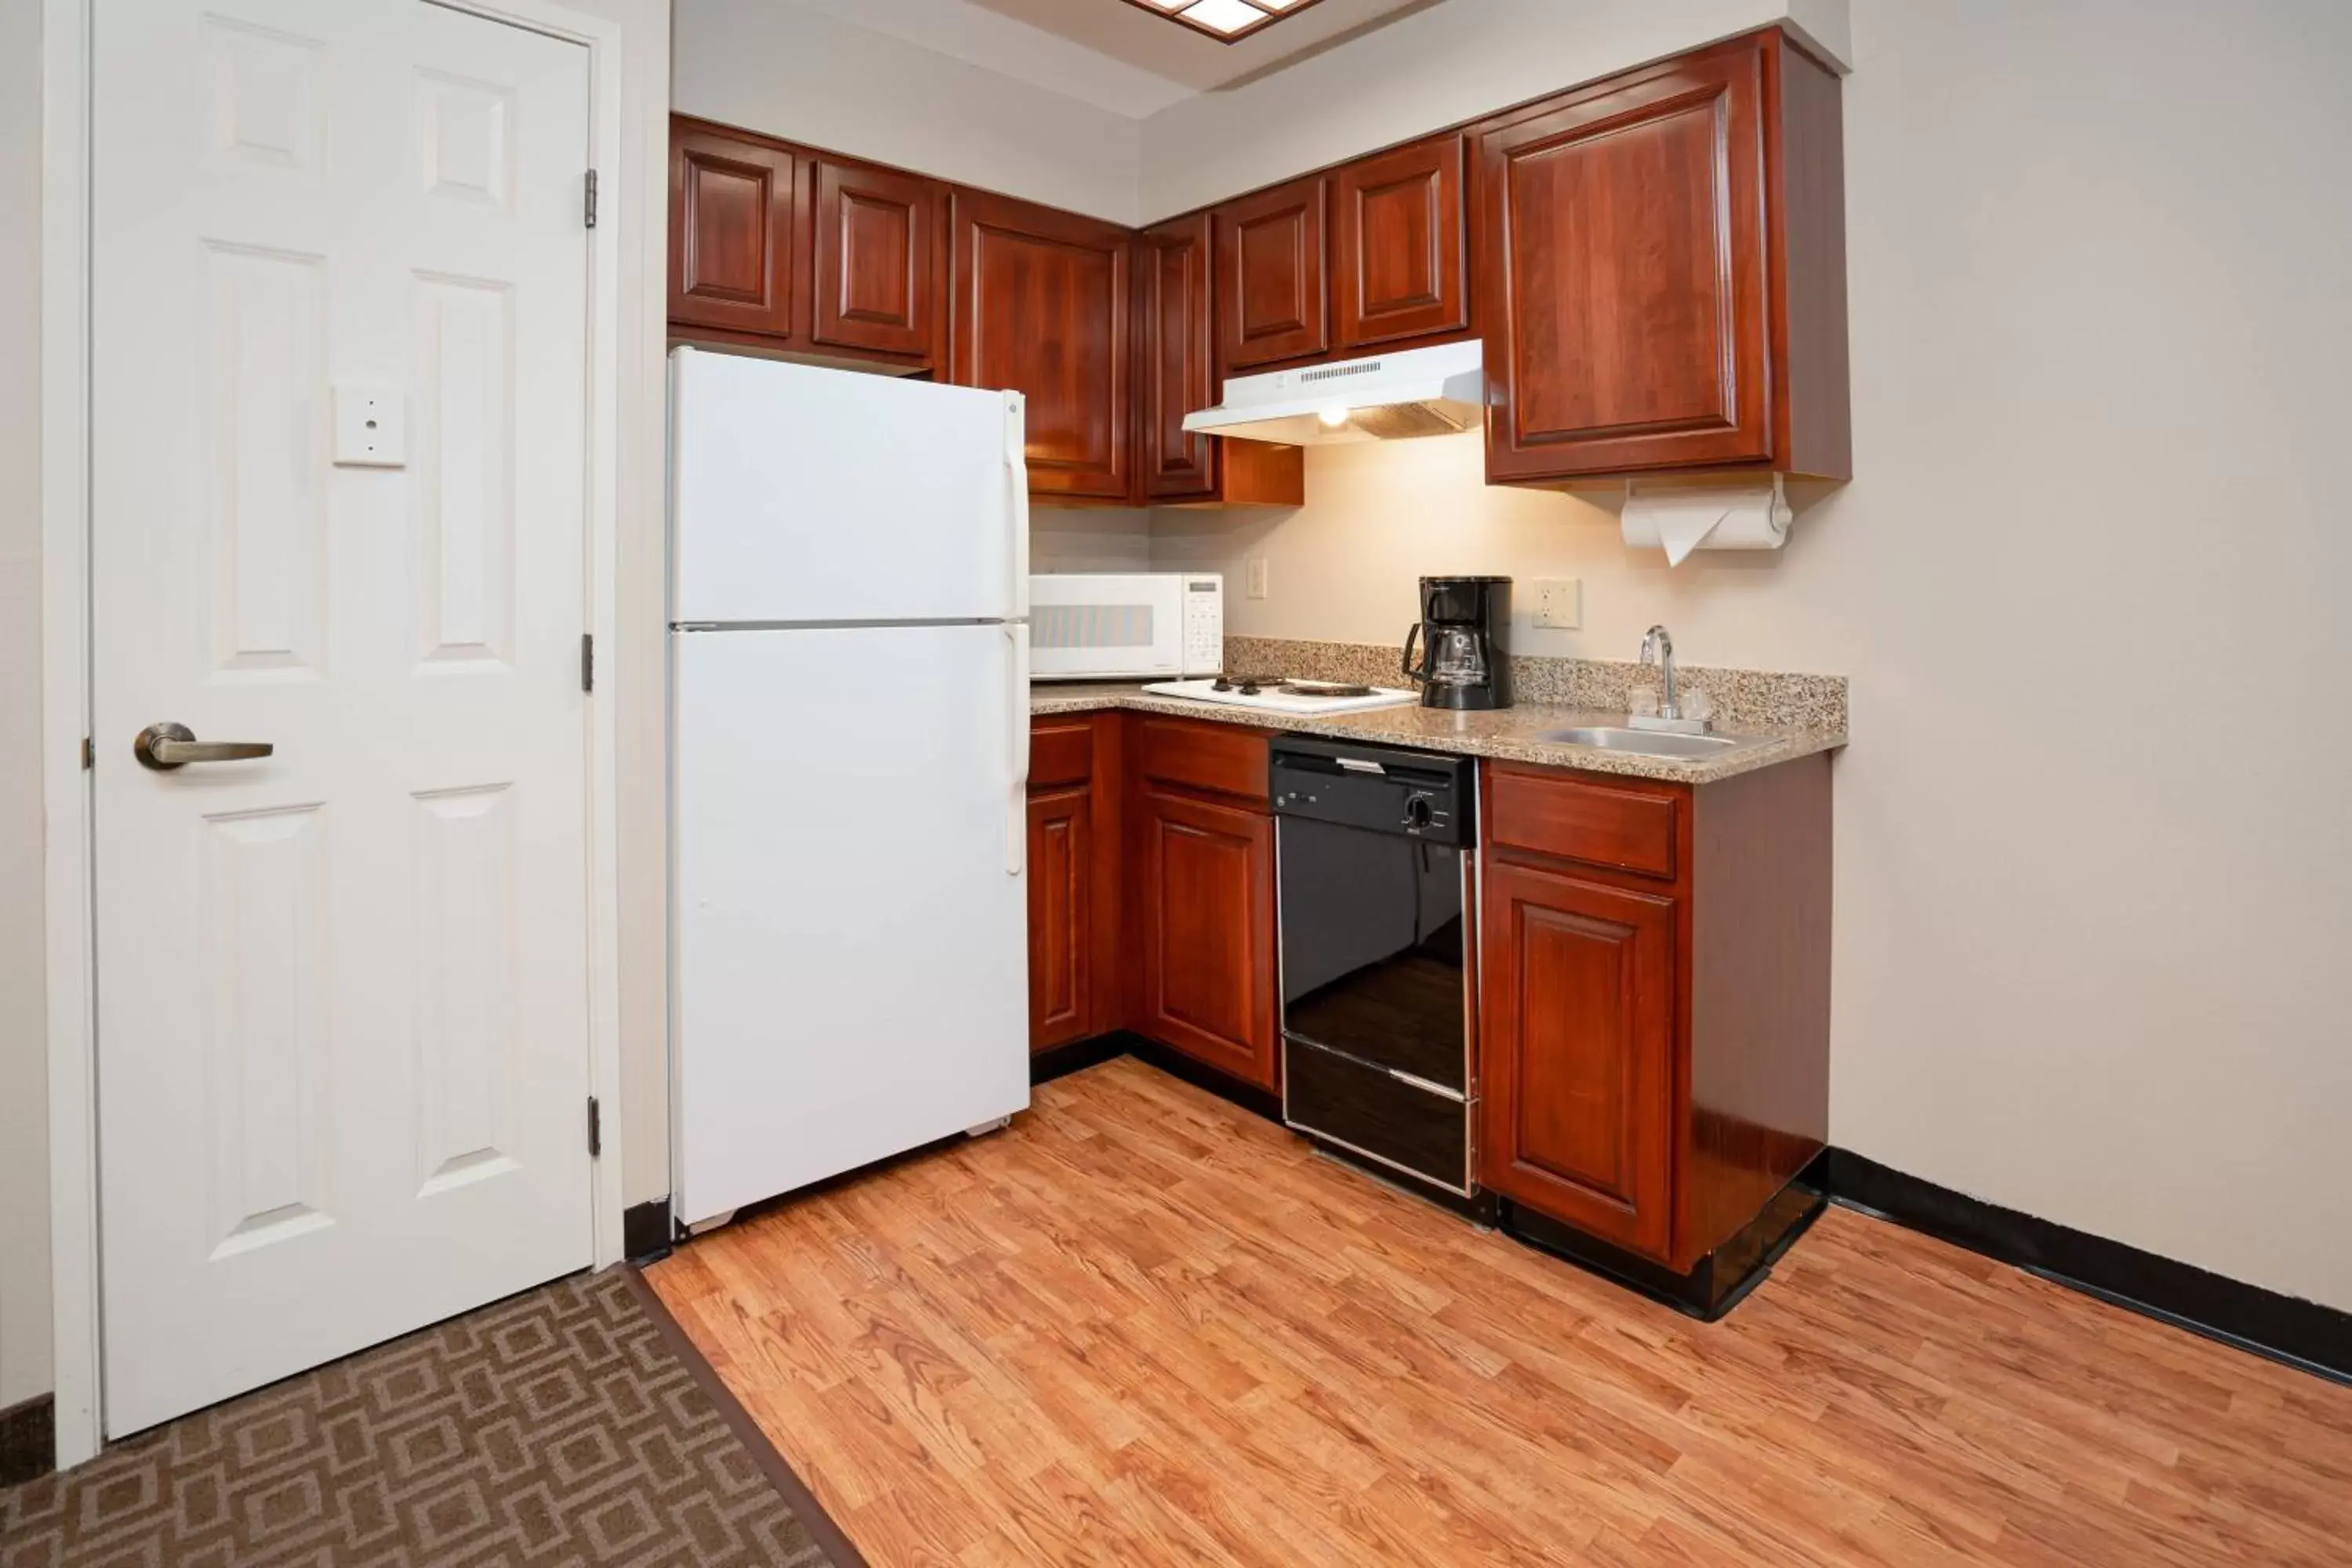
[[1334, 135, 1468, 350], [952, 191, 1133, 499], [812, 157, 940, 361], [1139, 214, 1218, 499], [1142, 789, 1279, 1091], [1216, 176, 1327, 373], [1027, 786, 1093, 1051], [1479, 859, 1675, 1258], [1481, 48, 1770, 477], [670, 126, 800, 339]]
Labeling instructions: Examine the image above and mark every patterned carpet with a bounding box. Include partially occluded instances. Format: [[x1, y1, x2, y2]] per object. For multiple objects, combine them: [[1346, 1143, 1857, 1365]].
[[0, 1269, 863, 1568]]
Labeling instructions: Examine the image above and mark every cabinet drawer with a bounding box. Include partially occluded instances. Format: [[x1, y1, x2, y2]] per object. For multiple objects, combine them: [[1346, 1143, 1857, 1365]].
[[1486, 765, 1682, 882], [1285, 1038, 1471, 1196], [1138, 717, 1270, 801], [1029, 717, 1095, 789]]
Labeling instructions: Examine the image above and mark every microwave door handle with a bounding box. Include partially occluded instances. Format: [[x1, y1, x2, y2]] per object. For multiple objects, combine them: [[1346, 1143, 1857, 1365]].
[[1005, 622, 1029, 876], [1005, 394, 1029, 620]]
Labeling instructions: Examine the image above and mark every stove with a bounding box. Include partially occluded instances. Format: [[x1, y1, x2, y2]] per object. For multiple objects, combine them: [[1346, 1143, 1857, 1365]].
[[1142, 676, 1420, 717]]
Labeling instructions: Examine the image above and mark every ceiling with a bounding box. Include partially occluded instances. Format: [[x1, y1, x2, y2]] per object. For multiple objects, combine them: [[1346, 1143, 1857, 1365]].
[[778, 0, 1436, 118]]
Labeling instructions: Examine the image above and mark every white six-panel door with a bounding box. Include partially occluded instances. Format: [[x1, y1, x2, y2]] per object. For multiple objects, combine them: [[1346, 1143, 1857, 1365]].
[[92, 0, 597, 1434]]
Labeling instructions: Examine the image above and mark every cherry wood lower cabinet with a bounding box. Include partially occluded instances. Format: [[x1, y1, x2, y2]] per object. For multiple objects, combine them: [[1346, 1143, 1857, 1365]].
[[1135, 787, 1280, 1092], [1022, 713, 1279, 1092], [1026, 785, 1094, 1051], [1024, 715, 1125, 1053], [1478, 756, 1831, 1272]]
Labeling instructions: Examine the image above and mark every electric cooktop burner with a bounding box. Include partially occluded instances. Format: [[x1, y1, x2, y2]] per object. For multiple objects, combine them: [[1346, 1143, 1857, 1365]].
[[1143, 677, 1419, 716]]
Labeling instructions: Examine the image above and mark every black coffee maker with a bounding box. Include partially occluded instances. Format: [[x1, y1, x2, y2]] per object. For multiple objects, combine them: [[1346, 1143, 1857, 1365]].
[[1403, 576, 1511, 710]]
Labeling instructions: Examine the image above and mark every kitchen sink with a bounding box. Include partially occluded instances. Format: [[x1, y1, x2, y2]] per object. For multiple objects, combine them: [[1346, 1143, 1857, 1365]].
[[1536, 726, 1764, 760]]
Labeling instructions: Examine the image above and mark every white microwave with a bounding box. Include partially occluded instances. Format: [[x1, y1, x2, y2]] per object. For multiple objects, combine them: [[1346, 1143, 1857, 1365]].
[[1029, 572, 1224, 681]]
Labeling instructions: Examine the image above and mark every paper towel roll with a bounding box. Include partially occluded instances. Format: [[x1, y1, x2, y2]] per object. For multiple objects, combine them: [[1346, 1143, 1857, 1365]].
[[1621, 479, 1792, 566]]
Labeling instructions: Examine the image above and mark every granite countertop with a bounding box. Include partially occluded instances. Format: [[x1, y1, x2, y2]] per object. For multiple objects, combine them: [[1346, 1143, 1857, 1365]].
[[1029, 684, 1844, 786]]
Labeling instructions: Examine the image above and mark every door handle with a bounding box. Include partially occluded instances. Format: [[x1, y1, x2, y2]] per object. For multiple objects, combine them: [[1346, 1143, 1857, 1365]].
[[134, 723, 274, 771], [1005, 623, 1029, 877]]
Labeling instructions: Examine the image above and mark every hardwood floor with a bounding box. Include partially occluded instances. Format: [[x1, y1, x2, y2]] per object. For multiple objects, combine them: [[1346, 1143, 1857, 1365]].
[[646, 1059, 2352, 1566]]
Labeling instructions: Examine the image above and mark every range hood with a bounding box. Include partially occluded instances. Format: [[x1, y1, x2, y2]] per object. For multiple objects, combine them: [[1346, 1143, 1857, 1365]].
[[1182, 339, 1486, 446]]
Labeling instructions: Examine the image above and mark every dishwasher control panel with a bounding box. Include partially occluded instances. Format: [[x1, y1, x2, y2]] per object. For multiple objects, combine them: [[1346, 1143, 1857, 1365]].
[[1269, 736, 1473, 847]]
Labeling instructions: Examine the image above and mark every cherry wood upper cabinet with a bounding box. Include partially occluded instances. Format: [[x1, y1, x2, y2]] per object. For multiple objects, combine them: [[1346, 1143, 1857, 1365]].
[[951, 189, 1134, 501], [810, 155, 942, 362], [668, 118, 943, 372], [1479, 31, 1849, 481], [1331, 134, 1469, 351], [1136, 215, 1307, 507], [1214, 176, 1329, 375], [1479, 857, 1679, 1258], [670, 122, 800, 341], [1138, 214, 1218, 499]]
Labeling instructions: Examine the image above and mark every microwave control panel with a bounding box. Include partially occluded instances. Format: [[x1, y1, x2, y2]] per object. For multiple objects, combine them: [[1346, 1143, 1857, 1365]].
[[1182, 575, 1225, 675]]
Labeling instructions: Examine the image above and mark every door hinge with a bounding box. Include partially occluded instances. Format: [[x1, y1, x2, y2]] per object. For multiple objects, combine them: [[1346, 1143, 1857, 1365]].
[[583, 169, 598, 229], [82, 736, 94, 771], [580, 633, 594, 693], [587, 1096, 602, 1159]]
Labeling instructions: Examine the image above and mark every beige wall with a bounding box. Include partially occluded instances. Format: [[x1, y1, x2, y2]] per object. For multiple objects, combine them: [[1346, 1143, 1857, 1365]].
[[1136, 0, 1850, 222], [1031, 508, 1155, 575], [671, 0, 1144, 223], [1155, 0, 2352, 1312], [1, 0, 50, 1414]]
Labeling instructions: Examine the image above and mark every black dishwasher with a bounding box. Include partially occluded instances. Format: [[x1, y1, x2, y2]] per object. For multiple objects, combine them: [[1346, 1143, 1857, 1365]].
[[1272, 735, 1476, 1197]]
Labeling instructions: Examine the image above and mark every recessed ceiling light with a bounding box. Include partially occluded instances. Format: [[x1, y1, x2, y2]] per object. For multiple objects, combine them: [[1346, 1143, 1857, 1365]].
[[1117, 0, 1329, 43]]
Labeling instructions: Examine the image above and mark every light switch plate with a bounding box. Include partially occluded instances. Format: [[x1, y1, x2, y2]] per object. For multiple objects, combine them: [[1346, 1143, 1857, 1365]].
[[1247, 557, 1270, 601], [1531, 579, 1583, 630], [333, 385, 406, 467]]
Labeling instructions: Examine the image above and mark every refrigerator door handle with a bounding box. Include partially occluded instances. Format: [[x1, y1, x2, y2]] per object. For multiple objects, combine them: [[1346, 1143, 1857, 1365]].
[[1005, 622, 1030, 877], [1005, 394, 1029, 619]]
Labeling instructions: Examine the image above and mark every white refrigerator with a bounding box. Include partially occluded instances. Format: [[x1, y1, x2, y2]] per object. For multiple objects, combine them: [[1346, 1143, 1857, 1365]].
[[669, 347, 1033, 1229]]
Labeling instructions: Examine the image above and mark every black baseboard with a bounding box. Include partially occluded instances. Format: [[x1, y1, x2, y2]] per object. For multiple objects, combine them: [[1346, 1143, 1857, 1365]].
[[1121, 1036, 1284, 1125], [1813, 1148, 2352, 1387], [1504, 1179, 1825, 1322], [1029, 1033, 1131, 1086], [623, 1197, 676, 1265], [1310, 1143, 1501, 1227], [0, 1392, 55, 1489]]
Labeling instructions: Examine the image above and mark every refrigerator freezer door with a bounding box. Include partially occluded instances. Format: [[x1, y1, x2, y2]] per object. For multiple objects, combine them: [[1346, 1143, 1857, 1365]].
[[670, 348, 1025, 626], [672, 623, 1031, 1224]]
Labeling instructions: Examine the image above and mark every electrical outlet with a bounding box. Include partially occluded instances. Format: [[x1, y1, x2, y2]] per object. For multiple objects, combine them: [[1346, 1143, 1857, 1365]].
[[1530, 578, 1582, 630], [1247, 557, 1270, 601]]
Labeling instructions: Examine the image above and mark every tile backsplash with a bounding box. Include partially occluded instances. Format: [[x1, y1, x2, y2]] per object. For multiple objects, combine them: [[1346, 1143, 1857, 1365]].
[[1223, 636, 1847, 736]]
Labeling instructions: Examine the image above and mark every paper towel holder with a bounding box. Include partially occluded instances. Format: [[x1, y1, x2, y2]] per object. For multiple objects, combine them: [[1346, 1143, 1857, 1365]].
[[1624, 472, 1790, 514], [1622, 472, 1794, 564]]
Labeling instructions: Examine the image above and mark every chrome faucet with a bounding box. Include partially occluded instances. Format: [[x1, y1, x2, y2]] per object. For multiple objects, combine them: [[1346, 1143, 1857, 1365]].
[[1634, 626, 1709, 735], [1639, 625, 1680, 720]]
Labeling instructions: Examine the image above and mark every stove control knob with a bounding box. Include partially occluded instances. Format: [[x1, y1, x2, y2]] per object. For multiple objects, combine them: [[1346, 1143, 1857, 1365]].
[[1403, 794, 1436, 830]]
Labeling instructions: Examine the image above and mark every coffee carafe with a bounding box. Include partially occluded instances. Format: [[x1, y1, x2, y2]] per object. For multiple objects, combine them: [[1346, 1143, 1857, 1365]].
[[1402, 576, 1511, 710]]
